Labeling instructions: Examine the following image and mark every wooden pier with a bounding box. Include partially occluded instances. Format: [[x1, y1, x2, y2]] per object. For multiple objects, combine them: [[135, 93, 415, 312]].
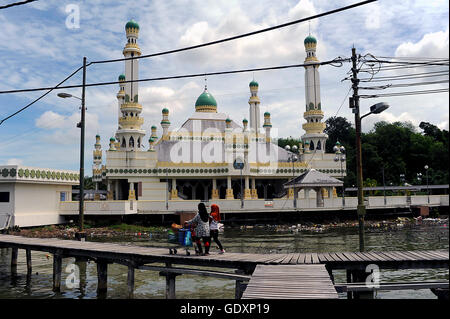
[[0, 234, 448, 299], [242, 264, 339, 299]]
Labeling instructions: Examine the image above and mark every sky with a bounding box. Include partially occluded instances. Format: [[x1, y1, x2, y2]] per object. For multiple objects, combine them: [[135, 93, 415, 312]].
[[0, 0, 448, 171]]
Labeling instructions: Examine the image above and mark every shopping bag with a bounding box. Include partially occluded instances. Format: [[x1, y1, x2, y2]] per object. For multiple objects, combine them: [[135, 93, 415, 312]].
[[184, 230, 192, 246]]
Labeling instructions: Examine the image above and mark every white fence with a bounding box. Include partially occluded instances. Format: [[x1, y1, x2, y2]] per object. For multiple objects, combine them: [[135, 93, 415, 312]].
[[58, 194, 448, 215]]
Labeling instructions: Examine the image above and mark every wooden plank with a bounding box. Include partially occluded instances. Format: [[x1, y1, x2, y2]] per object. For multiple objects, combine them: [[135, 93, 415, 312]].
[[311, 253, 320, 264]]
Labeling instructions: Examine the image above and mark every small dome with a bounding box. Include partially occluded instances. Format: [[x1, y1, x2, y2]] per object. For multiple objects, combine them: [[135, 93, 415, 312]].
[[118, 74, 125, 81], [110, 137, 115, 141], [264, 111, 271, 117], [162, 107, 169, 114], [225, 118, 231, 123], [304, 35, 317, 45], [126, 19, 139, 30], [148, 137, 154, 142], [96, 134, 100, 138], [249, 80, 259, 87], [243, 118, 248, 123], [151, 125, 157, 130]]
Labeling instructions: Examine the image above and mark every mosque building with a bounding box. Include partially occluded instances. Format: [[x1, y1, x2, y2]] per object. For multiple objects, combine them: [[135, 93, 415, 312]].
[[93, 20, 345, 202]]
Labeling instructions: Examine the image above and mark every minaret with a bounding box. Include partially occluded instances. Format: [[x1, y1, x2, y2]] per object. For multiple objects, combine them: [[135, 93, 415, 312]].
[[263, 112, 272, 143], [248, 80, 261, 133], [301, 34, 328, 153], [117, 74, 125, 125], [92, 134, 103, 199], [161, 108, 171, 138], [115, 20, 146, 151]]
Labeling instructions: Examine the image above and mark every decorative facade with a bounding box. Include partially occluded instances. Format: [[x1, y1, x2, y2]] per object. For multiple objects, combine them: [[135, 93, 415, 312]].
[[92, 21, 345, 202]]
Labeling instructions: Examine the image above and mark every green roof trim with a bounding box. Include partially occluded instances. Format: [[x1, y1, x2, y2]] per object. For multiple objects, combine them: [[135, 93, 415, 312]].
[[249, 80, 259, 87], [126, 20, 139, 30], [304, 35, 317, 45]]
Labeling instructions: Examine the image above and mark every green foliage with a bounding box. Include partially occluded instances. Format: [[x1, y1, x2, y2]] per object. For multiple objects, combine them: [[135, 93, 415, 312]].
[[320, 118, 449, 188]]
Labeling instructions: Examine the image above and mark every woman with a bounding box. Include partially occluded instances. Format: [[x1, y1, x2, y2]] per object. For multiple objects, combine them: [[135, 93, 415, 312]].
[[210, 204, 225, 254], [185, 203, 211, 256]]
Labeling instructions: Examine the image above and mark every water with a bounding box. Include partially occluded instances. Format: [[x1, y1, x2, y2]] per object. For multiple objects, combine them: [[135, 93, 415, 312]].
[[0, 223, 448, 299]]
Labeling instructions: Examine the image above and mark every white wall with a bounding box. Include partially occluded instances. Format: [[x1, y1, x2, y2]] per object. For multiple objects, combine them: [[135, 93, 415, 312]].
[[13, 183, 72, 227]]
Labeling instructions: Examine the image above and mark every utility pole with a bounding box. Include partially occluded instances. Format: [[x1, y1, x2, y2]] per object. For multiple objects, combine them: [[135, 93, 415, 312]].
[[350, 47, 365, 252], [77, 56, 87, 240]]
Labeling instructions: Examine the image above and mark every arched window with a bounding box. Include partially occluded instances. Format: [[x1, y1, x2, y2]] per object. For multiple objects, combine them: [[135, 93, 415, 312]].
[[129, 136, 134, 148], [310, 141, 315, 150], [121, 137, 126, 148], [316, 140, 321, 150], [137, 137, 141, 148]]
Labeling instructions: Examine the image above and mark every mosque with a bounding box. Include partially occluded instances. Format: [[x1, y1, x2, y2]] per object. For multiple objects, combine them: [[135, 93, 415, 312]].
[[92, 20, 345, 202]]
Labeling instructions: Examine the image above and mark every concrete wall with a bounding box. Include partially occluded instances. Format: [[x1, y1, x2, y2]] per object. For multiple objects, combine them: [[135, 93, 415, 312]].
[[59, 200, 137, 215], [13, 183, 72, 227]]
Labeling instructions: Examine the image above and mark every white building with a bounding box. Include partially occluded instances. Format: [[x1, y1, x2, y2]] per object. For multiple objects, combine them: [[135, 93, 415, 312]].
[[0, 165, 79, 229]]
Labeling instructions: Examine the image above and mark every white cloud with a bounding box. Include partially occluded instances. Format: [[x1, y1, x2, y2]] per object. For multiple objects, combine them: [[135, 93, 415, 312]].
[[395, 27, 449, 58]]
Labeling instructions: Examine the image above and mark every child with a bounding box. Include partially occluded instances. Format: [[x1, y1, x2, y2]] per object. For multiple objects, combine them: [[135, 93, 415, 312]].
[[185, 203, 211, 256], [210, 204, 225, 254]]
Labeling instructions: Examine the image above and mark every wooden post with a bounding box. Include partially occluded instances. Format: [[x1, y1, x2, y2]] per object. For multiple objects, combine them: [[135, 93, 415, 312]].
[[351, 269, 374, 299], [97, 259, 108, 297], [127, 265, 135, 299], [26, 249, 32, 274], [11, 248, 18, 276], [52, 254, 62, 292], [159, 263, 180, 299], [234, 269, 249, 299]]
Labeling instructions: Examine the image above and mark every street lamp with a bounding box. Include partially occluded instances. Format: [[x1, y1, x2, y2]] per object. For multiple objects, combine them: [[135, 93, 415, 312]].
[[333, 141, 346, 207], [354, 101, 389, 252], [233, 158, 245, 208], [425, 165, 429, 203], [285, 145, 298, 208], [58, 91, 86, 240], [57, 57, 87, 241]]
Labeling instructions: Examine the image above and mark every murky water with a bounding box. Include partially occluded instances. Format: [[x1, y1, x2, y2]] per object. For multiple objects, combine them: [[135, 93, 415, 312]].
[[0, 223, 448, 299]]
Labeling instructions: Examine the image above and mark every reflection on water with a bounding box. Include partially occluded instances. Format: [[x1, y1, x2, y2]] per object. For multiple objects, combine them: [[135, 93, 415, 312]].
[[0, 223, 448, 299]]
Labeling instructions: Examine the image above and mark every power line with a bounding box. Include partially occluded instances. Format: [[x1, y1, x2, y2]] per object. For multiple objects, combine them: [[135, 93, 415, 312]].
[[0, 59, 349, 95], [360, 88, 449, 98], [90, 0, 377, 65], [0, 0, 36, 9], [360, 79, 449, 90], [0, 66, 84, 126]]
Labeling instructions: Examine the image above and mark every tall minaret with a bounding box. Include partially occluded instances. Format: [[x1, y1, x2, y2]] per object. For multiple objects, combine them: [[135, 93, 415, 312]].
[[248, 79, 261, 133], [115, 20, 146, 151], [301, 34, 328, 153], [92, 134, 103, 199]]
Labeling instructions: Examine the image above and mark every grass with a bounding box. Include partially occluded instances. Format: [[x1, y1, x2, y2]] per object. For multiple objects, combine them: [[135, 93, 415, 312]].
[[105, 223, 166, 233]]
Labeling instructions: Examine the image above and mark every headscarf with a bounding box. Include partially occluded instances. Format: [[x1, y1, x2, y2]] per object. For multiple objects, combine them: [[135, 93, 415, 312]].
[[210, 204, 221, 222], [198, 202, 209, 222]]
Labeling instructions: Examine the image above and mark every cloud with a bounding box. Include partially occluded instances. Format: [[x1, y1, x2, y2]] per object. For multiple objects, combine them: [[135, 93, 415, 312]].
[[395, 27, 449, 58]]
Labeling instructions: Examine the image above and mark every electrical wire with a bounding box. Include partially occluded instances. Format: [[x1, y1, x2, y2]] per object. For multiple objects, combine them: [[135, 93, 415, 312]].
[[360, 88, 449, 98], [89, 0, 377, 65], [0, 0, 36, 9], [359, 79, 449, 90], [0, 66, 84, 126], [0, 59, 349, 95]]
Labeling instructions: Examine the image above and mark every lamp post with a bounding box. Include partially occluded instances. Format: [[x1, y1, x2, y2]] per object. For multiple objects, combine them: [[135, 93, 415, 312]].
[[233, 158, 245, 208], [424, 165, 429, 203], [333, 141, 346, 207], [285, 145, 298, 208], [57, 58, 87, 241]]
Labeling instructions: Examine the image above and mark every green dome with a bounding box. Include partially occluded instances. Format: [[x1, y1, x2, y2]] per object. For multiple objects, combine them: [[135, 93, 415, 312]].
[[243, 118, 248, 123], [151, 125, 157, 130], [96, 134, 100, 138], [225, 118, 231, 123], [264, 111, 270, 117], [162, 107, 169, 114], [126, 20, 139, 30], [304, 35, 317, 45], [118, 74, 125, 81], [249, 80, 259, 87], [110, 137, 115, 141], [195, 90, 217, 107]]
